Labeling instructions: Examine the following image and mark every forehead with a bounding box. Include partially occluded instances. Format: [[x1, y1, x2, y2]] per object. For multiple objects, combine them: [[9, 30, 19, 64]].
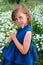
[[15, 11, 26, 18]]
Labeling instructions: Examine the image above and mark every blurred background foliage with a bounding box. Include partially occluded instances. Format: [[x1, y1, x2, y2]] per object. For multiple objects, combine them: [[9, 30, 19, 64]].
[[0, 0, 43, 65]]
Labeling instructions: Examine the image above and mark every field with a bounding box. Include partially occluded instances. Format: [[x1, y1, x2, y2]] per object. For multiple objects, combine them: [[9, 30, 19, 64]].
[[0, 0, 43, 65]]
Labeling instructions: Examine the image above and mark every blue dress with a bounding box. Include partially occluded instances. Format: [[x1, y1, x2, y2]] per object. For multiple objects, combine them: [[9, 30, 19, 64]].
[[0, 24, 38, 65]]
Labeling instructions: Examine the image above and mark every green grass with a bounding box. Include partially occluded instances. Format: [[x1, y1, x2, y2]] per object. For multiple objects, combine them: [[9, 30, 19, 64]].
[[0, 0, 43, 12], [0, 2, 17, 12]]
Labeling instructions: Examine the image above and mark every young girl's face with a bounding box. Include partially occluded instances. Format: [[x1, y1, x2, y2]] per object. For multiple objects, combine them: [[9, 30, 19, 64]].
[[15, 11, 28, 27]]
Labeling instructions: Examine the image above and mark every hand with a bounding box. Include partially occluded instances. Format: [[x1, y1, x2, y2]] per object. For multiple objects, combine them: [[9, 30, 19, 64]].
[[7, 32, 16, 43], [10, 32, 16, 40]]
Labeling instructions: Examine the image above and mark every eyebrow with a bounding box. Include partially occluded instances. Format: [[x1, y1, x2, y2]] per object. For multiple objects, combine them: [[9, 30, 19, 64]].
[[15, 16, 23, 19]]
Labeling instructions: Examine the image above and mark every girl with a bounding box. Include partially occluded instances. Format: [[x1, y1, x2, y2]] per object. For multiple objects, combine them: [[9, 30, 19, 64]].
[[0, 3, 38, 65]]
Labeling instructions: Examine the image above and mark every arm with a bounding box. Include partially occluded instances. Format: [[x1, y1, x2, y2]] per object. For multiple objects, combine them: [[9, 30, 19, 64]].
[[12, 31, 32, 55]]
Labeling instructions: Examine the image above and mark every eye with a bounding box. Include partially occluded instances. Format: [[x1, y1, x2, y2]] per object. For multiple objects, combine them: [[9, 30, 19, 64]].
[[19, 16, 23, 19]]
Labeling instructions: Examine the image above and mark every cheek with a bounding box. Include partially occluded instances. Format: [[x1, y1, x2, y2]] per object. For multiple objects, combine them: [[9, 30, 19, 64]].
[[20, 19, 25, 24], [21, 18, 26, 22], [22, 18, 27, 22]]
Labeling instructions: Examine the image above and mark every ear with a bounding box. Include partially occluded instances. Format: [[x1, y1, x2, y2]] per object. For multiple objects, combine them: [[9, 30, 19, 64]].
[[26, 14, 29, 19]]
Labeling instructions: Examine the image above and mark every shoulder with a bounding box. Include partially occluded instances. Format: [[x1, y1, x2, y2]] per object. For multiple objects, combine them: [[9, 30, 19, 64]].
[[24, 24, 32, 39], [25, 31, 32, 38]]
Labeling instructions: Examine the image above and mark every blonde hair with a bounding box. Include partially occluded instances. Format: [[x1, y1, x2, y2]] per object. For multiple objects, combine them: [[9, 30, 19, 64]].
[[12, 3, 32, 26]]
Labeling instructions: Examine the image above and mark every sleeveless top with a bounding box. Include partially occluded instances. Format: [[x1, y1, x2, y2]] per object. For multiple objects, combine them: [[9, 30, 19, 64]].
[[2, 24, 38, 65]]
